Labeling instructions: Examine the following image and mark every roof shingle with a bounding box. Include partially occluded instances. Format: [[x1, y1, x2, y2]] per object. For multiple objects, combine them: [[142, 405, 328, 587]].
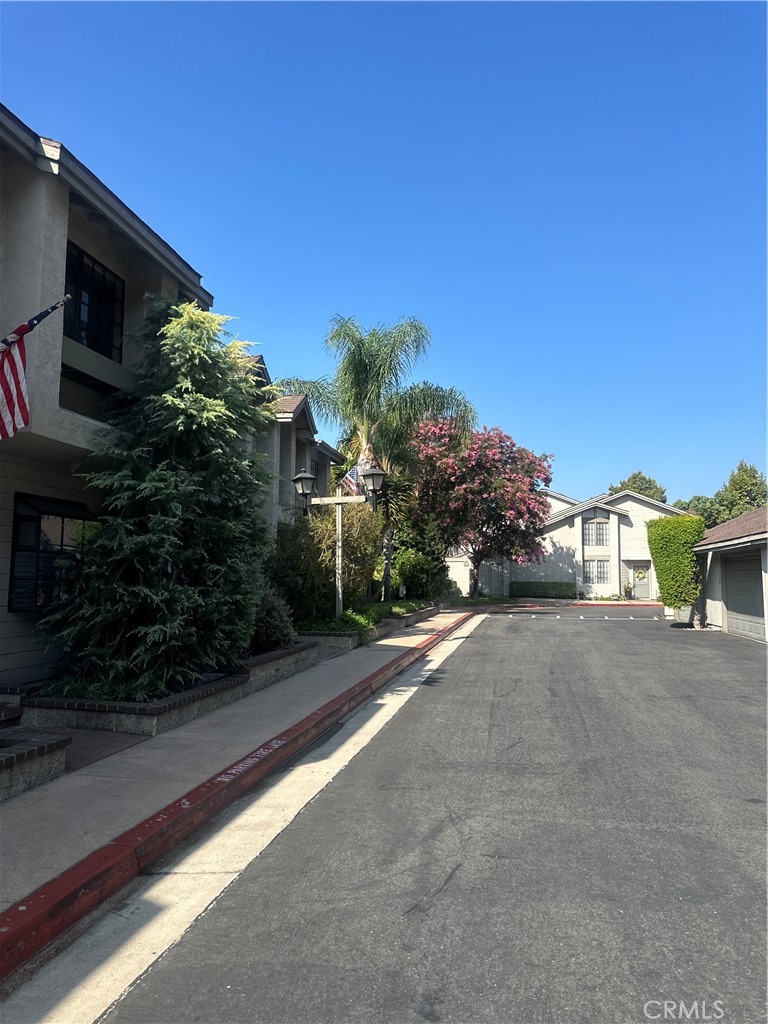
[[693, 506, 767, 548]]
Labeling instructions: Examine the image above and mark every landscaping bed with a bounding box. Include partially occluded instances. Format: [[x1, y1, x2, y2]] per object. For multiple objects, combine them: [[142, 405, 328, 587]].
[[299, 603, 438, 652], [20, 641, 319, 737]]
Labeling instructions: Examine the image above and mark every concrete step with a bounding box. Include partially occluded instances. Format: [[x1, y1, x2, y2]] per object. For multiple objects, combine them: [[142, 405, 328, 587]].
[[0, 681, 45, 706], [0, 703, 23, 728], [0, 727, 73, 802]]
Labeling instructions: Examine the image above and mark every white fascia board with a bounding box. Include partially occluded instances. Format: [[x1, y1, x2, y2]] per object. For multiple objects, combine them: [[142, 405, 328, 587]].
[[546, 499, 614, 526], [542, 489, 579, 504], [601, 490, 687, 515], [693, 535, 767, 554]]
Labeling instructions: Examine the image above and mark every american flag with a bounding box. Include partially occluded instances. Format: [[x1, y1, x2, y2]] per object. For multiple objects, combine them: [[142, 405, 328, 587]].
[[340, 465, 361, 495], [0, 296, 71, 439]]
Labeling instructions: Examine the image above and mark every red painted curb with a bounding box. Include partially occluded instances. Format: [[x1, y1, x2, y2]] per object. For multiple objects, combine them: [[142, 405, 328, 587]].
[[0, 611, 474, 980]]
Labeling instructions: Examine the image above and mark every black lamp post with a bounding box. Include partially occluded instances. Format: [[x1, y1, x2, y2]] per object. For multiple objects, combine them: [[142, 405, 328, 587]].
[[291, 468, 316, 515]]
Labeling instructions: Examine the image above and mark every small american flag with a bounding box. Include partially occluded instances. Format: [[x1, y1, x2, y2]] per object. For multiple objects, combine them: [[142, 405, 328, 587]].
[[340, 465, 361, 495], [0, 296, 71, 439]]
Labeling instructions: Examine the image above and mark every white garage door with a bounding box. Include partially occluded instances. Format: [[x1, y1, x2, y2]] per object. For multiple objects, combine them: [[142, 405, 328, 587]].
[[724, 554, 765, 641]]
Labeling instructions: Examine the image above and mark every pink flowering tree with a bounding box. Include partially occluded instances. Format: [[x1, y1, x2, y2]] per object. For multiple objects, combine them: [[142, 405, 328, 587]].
[[415, 420, 553, 598]]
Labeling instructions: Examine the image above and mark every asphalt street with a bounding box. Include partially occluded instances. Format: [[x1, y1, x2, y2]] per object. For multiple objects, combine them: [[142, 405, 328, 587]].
[[100, 612, 766, 1024]]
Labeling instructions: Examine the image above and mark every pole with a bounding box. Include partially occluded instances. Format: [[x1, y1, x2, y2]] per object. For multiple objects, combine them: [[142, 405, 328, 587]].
[[335, 486, 343, 619]]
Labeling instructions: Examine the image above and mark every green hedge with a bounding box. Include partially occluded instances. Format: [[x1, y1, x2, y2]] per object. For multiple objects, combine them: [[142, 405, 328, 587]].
[[646, 515, 705, 609], [508, 581, 577, 599]]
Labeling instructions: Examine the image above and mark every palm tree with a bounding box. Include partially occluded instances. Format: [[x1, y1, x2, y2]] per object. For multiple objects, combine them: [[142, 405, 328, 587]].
[[278, 315, 476, 599]]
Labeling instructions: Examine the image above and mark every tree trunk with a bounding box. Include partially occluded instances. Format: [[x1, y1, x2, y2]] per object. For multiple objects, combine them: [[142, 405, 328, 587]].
[[382, 525, 395, 602], [469, 558, 481, 598]]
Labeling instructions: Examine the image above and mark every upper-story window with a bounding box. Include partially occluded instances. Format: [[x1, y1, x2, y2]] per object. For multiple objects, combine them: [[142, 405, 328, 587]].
[[64, 241, 125, 362], [583, 519, 609, 546], [310, 458, 319, 481]]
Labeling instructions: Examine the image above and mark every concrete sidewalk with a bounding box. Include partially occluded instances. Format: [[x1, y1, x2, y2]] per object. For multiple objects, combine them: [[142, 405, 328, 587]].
[[0, 610, 473, 979]]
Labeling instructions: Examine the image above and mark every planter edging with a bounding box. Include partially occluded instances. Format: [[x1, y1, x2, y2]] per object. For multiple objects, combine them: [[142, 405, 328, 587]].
[[20, 642, 320, 737]]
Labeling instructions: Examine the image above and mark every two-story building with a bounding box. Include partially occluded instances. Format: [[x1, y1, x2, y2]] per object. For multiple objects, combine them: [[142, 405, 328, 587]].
[[0, 106, 341, 688], [446, 488, 687, 599], [0, 105, 217, 688], [245, 355, 344, 532]]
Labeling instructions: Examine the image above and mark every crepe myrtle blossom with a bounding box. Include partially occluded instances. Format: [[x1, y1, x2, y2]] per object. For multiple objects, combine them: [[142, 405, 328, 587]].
[[415, 420, 552, 597]]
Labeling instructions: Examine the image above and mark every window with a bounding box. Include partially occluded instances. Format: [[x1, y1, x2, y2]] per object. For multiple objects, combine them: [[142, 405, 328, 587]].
[[63, 241, 125, 362], [8, 494, 98, 612], [583, 519, 609, 546], [310, 458, 319, 480], [583, 559, 610, 585]]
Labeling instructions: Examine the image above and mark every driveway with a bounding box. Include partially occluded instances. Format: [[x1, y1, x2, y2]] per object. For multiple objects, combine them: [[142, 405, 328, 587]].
[[98, 613, 766, 1024]]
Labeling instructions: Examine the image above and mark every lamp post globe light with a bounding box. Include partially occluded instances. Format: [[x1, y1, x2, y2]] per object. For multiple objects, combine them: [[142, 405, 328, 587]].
[[360, 463, 386, 512], [291, 468, 316, 515], [292, 463, 386, 617]]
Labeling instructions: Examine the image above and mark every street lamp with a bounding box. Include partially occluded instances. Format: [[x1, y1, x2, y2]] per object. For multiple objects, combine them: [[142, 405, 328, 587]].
[[291, 463, 387, 617], [360, 463, 386, 511], [291, 468, 316, 515]]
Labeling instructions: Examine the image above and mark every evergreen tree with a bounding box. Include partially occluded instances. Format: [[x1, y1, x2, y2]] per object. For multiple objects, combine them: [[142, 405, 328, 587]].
[[608, 472, 667, 503], [713, 460, 767, 523], [42, 302, 274, 701], [672, 495, 719, 528]]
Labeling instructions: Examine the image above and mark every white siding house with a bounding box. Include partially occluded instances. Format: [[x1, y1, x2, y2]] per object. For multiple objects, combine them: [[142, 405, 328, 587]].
[[446, 489, 687, 599]]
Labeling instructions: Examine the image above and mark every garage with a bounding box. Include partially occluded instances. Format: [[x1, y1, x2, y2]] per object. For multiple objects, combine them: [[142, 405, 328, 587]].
[[694, 507, 767, 643], [724, 554, 765, 641]]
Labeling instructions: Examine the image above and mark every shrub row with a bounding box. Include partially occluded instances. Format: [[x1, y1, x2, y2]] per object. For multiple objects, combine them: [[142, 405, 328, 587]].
[[297, 600, 434, 635], [508, 581, 577, 599]]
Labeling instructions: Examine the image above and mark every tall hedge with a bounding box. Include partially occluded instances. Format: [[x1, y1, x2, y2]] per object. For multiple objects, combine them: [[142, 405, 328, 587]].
[[508, 581, 577, 599], [646, 515, 706, 609]]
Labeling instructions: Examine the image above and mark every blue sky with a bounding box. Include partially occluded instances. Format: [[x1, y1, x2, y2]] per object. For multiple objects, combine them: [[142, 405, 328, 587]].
[[1, 1, 764, 502]]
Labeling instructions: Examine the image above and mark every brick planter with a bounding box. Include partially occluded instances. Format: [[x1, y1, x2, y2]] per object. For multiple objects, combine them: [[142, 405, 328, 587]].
[[0, 729, 73, 802], [300, 605, 438, 653], [20, 642, 319, 737]]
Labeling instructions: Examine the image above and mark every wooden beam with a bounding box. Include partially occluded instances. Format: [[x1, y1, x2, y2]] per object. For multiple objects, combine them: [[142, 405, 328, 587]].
[[309, 496, 367, 506]]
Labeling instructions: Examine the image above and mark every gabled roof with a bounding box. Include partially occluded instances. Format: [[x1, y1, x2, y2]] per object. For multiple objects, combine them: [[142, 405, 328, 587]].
[[545, 489, 688, 527], [542, 489, 579, 505], [244, 354, 271, 386], [275, 394, 318, 435], [600, 490, 686, 515], [315, 440, 345, 464], [693, 507, 767, 552]]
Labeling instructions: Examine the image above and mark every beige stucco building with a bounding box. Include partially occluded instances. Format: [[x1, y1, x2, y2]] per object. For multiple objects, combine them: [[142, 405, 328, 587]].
[[0, 106, 340, 688], [446, 489, 687, 599]]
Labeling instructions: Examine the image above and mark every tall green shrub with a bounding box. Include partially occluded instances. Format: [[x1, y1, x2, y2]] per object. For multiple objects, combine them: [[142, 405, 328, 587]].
[[42, 302, 274, 701], [271, 504, 383, 622], [508, 581, 577, 599], [646, 515, 706, 609]]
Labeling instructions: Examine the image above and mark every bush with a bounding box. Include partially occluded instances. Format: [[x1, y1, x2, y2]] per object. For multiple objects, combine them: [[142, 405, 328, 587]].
[[508, 581, 577, 599], [394, 549, 430, 596], [271, 504, 383, 623], [249, 587, 298, 655], [647, 515, 705, 609], [297, 600, 433, 635]]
